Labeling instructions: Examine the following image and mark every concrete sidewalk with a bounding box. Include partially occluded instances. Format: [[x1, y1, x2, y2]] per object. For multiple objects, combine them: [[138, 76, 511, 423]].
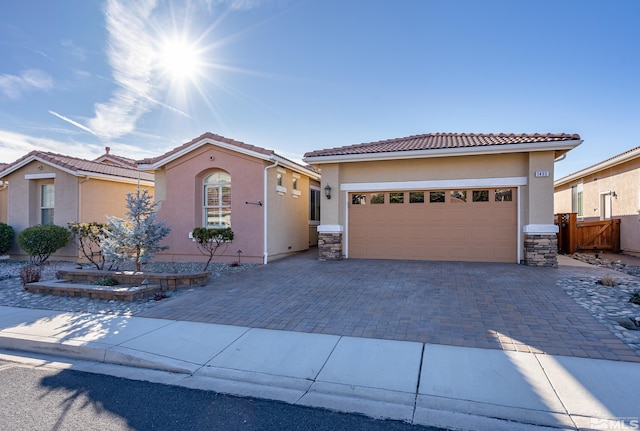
[[1, 305, 639, 431]]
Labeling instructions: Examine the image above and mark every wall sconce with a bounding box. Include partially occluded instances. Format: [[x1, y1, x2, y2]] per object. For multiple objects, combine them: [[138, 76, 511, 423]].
[[324, 184, 332, 199], [611, 191, 618, 199]]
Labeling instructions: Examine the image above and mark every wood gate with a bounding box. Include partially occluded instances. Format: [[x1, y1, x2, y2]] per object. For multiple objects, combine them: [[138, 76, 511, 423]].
[[555, 213, 620, 254]]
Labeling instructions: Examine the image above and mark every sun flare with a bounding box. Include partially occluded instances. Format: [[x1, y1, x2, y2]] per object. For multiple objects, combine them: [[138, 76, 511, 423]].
[[157, 37, 202, 82]]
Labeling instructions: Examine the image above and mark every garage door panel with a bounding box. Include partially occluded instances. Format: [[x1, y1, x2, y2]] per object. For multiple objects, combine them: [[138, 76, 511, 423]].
[[349, 189, 517, 263]]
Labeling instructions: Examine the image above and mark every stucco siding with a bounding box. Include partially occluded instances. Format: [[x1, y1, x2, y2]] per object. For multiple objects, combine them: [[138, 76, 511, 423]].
[[0, 185, 7, 224]]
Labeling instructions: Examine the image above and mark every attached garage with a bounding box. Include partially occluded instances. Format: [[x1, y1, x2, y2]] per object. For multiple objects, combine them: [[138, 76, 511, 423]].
[[304, 132, 583, 266], [348, 188, 517, 262]]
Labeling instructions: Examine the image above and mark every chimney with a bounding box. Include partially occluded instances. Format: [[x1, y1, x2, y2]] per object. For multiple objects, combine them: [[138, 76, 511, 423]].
[[105, 146, 110, 155]]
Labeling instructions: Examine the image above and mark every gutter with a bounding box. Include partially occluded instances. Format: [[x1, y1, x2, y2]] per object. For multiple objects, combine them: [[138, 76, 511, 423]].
[[263, 159, 279, 264]]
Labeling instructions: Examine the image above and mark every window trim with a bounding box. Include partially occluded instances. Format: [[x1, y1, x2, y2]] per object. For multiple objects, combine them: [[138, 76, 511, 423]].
[[203, 170, 231, 228], [40, 183, 54, 225]]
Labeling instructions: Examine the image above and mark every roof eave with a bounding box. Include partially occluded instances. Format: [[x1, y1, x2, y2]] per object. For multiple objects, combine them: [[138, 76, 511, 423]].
[[271, 154, 321, 180], [554, 145, 640, 187], [304, 139, 583, 164], [76, 170, 154, 186], [139, 137, 274, 170], [0, 155, 78, 178]]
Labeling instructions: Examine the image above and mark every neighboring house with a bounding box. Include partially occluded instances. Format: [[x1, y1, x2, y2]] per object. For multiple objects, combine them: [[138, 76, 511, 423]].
[[137, 132, 321, 264], [554, 145, 640, 256], [0, 151, 154, 261], [304, 132, 582, 267]]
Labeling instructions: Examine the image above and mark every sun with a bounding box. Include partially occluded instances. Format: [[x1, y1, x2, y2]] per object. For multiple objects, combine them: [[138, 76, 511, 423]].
[[157, 36, 203, 83]]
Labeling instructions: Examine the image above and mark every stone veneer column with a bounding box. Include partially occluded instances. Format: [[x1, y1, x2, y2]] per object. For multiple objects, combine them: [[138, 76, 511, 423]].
[[317, 225, 343, 261], [523, 225, 558, 267]]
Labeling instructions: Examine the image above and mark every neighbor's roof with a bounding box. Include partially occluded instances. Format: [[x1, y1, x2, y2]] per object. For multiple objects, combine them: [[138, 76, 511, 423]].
[[93, 148, 137, 168], [0, 150, 154, 182], [555, 145, 640, 187], [304, 132, 582, 162], [138, 132, 320, 177]]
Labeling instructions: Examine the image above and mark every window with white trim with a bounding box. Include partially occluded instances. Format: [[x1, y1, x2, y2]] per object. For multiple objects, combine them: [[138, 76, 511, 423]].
[[310, 187, 320, 222], [571, 183, 583, 217], [203, 170, 231, 228], [41, 183, 54, 225]]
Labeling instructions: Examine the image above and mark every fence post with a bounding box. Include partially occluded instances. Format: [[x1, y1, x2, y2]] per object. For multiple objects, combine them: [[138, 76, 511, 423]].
[[568, 213, 577, 253]]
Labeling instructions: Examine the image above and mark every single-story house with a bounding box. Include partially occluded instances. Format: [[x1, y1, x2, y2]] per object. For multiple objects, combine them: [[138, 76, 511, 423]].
[[137, 132, 321, 264], [0, 150, 154, 261], [554, 145, 640, 256], [303, 132, 582, 267]]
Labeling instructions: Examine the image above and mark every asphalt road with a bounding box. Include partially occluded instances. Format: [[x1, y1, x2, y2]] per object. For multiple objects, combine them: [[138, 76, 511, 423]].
[[0, 359, 445, 431]]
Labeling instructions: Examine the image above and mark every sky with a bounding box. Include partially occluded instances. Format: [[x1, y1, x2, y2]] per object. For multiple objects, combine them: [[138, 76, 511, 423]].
[[0, 0, 638, 179]]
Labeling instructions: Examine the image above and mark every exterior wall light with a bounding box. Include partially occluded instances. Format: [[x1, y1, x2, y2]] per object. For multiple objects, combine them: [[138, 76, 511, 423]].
[[324, 184, 332, 199]]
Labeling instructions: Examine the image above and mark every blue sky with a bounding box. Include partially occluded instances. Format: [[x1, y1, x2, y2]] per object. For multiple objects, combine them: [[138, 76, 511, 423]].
[[0, 0, 638, 179]]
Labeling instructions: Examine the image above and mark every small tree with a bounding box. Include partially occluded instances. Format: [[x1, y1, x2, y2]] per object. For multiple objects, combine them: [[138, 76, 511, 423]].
[[68, 222, 111, 270], [0, 222, 14, 255], [192, 227, 234, 271], [17, 224, 70, 265], [102, 189, 170, 272]]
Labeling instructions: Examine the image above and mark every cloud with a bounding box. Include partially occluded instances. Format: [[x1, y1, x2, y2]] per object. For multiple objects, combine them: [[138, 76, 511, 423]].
[[203, 0, 266, 11], [0, 69, 53, 99], [87, 0, 159, 140], [60, 39, 87, 61], [0, 129, 101, 164], [49, 110, 98, 135]]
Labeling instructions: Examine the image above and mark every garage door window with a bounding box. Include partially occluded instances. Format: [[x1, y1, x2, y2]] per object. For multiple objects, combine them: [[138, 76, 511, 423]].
[[410, 192, 424, 203], [430, 191, 445, 203], [352, 194, 366, 205], [473, 190, 489, 202], [495, 189, 512, 202], [390, 192, 404, 204], [450, 190, 466, 203], [370, 193, 384, 204]]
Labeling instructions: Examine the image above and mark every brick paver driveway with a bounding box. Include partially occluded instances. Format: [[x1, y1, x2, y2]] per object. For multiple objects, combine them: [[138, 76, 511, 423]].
[[138, 251, 640, 362]]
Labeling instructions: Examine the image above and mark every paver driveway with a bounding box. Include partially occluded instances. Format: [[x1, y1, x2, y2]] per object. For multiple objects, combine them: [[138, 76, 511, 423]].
[[138, 250, 640, 362]]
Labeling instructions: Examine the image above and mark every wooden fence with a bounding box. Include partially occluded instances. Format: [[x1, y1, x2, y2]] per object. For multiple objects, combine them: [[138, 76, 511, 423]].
[[555, 213, 620, 254]]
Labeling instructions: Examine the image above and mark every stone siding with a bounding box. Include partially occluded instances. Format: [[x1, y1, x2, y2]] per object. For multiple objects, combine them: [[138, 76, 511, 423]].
[[524, 234, 558, 267], [318, 232, 343, 261]]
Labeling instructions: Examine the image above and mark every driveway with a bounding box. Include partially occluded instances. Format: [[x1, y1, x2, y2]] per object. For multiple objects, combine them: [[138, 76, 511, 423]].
[[138, 250, 640, 362]]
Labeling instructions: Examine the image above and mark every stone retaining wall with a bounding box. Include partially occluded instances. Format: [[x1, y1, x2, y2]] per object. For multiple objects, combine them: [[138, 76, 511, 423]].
[[57, 269, 210, 290], [524, 234, 558, 267]]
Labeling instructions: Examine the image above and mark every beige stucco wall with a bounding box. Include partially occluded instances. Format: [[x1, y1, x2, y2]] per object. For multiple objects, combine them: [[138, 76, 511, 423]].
[[313, 151, 558, 261], [0, 184, 7, 224], [554, 157, 640, 254]]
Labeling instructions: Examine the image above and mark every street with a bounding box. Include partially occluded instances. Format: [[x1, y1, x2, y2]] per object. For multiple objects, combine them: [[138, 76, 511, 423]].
[[0, 358, 444, 431]]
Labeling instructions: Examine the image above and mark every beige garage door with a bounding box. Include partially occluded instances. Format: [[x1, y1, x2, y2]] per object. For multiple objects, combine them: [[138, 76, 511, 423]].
[[348, 188, 517, 262]]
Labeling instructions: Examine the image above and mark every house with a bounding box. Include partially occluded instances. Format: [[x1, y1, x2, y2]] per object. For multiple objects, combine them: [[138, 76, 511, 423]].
[[0, 150, 154, 261], [303, 132, 582, 267], [137, 132, 321, 264], [554, 145, 640, 256]]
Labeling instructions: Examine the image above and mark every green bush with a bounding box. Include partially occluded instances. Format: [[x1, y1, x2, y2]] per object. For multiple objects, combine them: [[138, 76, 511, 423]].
[[94, 276, 119, 286], [17, 224, 70, 265], [0, 222, 14, 255]]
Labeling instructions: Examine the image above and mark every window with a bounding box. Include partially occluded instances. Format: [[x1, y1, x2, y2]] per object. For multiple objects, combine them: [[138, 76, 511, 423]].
[[430, 191, 445, 203], [495, 189, 513, 202], [41, 184, 54, 225], [390, 192, 404, 203], [449, 190, 466, 203], [292, 177, 298, 190], [203, 171, 231, 228], [472, 190, 489, 202], [571, 184, 583, 217], [370, 193, 384, 204], [277, 172, 283, 187], [409, 192, 424, 203], [352, 194, 366, 205], [310, 187, 320, 222]]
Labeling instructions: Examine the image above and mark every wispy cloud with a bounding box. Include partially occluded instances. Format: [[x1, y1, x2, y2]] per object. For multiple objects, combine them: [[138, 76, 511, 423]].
[[87, 0, 159, 140], [60, 39, 87, 61], [0, 69, 53, 99], [49, 110, 97, 136], [0, 129, 101, 163], [203, 0, 266, 11]]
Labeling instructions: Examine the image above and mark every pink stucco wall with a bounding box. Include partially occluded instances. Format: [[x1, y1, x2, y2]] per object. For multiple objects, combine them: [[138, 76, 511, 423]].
[[154, 144, 266, 264]]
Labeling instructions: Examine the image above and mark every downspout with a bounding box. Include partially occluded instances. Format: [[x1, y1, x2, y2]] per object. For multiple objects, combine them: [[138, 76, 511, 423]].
[[263, 159, 279, 264]]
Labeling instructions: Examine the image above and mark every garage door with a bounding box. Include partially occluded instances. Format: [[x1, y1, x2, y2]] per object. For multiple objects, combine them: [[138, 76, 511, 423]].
[[348, 188, 517, 262]]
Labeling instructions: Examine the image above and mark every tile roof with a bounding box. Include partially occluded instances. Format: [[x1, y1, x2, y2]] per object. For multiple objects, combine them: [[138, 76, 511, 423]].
[[304, 133, 582, 158], [0, 150, 153, 182], [137, 132, 274, 166], [94, 151, 137, 168]]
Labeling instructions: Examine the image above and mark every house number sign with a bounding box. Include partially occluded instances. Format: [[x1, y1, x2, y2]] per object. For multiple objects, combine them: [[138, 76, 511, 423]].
[[535, 171, 550, 177]]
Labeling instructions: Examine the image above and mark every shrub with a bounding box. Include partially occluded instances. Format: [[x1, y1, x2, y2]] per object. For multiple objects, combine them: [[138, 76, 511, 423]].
[[0, 222, 14, 255], [598, 276, 617, 287], [17, 224, 70, 265], [68, 222, 111, 270], [192, 227, 234, 271], [94, 276, 119, 286], [19, 264, 41, 285]]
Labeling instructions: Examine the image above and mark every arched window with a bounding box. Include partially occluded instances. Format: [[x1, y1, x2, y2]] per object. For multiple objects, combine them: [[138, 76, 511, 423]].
[[203, 170, 231, 228]]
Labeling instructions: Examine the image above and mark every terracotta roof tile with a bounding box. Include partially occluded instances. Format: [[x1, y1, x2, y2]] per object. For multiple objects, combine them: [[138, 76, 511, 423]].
[[137, 132, 274, 165], [304, 132, 581, 158], [0, 150, 153, 182]]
